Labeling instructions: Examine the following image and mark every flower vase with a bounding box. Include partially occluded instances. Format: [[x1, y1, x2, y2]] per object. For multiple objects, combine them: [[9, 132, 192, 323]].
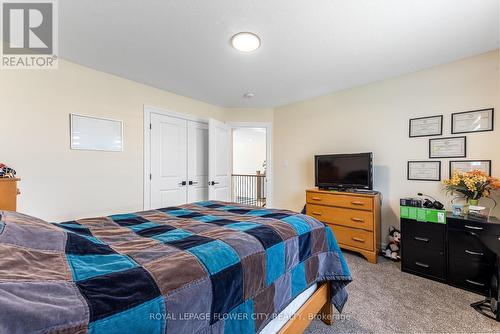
[[468, 199, 479, 206]]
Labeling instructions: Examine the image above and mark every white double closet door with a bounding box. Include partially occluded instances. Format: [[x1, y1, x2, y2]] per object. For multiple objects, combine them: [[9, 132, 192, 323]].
[[150, 114, 209, 208], [150, 113, 231, 208]]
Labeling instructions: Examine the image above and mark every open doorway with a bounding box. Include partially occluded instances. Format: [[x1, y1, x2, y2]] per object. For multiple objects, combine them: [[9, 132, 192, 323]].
[[231, 124, 271, 207]]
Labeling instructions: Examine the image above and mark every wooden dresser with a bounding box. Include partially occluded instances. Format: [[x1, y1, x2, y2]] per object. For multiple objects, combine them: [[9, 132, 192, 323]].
[[306, 188, 381, 263], [0, 178, 20, 211]]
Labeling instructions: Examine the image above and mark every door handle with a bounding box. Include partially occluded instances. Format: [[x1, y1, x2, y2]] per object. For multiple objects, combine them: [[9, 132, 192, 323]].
[[311, 197, 322, 201], [351, 201, 364, 206], [188, 181, 199, 185], [414, 236, 429, 243], [178, 181, 187, 186], [415, 262, 429, 268], [352, 237, 365, 243], [465, 279, 485, 287], [351, 217, 364, 223], [465, 249, 484, 256], [209, 181, 220, 186]]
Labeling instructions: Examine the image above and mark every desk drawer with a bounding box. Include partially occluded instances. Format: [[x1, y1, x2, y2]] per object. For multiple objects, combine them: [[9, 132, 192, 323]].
[[307, 204, 374, 231], [447, 218, 500, 236], [329, 224, 374, 251], [306, 192, 373, 211], [448, 258, 491, 295], [402, 247, 445, 280], [448, 229, 494, 264]]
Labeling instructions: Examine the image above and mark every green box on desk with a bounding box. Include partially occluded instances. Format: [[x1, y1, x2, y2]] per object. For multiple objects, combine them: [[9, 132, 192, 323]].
[[400, 206, 446, 224]]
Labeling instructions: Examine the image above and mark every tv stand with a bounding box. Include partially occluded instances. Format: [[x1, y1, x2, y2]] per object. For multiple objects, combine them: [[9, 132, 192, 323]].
[[317, 187, 379, 195], [351, 189, 379, 195]]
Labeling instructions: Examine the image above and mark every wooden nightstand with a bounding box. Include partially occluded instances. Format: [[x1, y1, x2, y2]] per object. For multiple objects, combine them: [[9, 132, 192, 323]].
[[0, 178, 20, 211]]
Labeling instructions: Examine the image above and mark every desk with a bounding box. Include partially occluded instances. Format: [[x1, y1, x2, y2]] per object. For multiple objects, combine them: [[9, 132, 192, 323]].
[[401, 212, 499, 295], [447, 214, 500, 296]]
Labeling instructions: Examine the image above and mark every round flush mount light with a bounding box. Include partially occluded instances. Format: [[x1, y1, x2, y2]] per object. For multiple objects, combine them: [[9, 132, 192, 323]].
[[243, 92, 255, 98], [231, 32, 261, 52]]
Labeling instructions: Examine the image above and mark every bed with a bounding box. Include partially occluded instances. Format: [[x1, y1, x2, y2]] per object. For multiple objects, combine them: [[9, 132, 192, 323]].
[[0, 201, 351, 334]]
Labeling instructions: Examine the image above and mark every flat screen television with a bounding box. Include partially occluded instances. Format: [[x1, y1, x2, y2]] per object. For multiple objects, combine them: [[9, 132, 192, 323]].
[[315, 153, 373, 190]]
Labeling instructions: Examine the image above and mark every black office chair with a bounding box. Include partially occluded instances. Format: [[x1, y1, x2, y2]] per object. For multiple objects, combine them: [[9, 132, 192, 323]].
[[470, 232, 500, 322]]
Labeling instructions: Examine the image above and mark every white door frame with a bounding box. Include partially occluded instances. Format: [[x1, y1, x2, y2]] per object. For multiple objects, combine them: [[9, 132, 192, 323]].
[[228, 122, 273, 207], [143, 105, 208, 210]]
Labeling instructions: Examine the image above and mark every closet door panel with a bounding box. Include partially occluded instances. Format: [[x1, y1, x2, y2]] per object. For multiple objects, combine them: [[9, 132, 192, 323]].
[[187, 121, 209, 202], [150, 113, 187, 208], [208, 119, 231, 201]]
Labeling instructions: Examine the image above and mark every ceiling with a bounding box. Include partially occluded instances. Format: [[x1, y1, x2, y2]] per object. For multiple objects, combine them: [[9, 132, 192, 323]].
[[59, 0, 499, 108]]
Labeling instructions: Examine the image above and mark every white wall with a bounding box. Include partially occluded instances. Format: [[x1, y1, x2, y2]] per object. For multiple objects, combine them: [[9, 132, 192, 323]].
[[273, 50, 500, 236], [0, 60, 226, 221], [232, 128, 267, 175]]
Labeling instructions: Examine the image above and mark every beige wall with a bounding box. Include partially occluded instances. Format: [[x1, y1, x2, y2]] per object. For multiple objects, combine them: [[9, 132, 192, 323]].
[[2, 51, 498, 231], [273, 51, 500, 238], [0, 60, 227, 221], [223, 107, 274, 123]]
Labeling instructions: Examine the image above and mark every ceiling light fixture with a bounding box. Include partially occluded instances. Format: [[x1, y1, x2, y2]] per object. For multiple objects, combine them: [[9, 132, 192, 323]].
[[231, 32, 261, 52], [243, 92, 255, 98]]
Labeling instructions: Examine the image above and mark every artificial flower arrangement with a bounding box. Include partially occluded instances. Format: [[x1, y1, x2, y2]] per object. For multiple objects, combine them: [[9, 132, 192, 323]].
[[443, 169, 500, 206]]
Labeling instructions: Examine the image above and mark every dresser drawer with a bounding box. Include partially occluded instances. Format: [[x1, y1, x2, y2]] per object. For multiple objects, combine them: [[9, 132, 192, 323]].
[[448, 258, 491, 295], [329, 224, 374, 251], [306, 192, 373, 211], [401, 219, 445, 252], [402, 247, 445, 280], [307, 204, 374, 231]]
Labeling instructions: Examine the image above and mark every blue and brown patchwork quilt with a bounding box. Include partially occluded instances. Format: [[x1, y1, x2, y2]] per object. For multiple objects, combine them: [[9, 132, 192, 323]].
[[0, 201, 351, 334]]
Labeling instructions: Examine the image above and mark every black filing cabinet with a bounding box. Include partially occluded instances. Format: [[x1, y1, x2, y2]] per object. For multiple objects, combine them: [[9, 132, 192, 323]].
[[401, 218, 446, 282], [402, 213, 500, 297]]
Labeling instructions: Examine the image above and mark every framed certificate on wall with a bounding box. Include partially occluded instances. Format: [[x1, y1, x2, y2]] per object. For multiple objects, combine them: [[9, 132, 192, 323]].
[[449, 160, 491, 176], [409, 115, 443, 138], [429, 136, 466, 159], [408, 161, 441, 181], [451, 108, 494, 134]]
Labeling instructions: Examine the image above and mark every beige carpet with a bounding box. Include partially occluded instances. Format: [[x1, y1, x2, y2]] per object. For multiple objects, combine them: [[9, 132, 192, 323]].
[[305, 251, 499, 333]]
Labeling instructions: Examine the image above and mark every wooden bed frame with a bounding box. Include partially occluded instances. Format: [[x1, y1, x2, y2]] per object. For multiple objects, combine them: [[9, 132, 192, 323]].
[[279, 283, 333, 334]]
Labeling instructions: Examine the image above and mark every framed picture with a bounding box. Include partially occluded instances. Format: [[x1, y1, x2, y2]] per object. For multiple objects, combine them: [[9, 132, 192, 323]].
[[70, 114, 124, 152], [408, 161, 442, 181], [449, 160, 491, 176], [451, 108, 494, 134], [409, 115, 443, 138], [429, 136, 466, 159]]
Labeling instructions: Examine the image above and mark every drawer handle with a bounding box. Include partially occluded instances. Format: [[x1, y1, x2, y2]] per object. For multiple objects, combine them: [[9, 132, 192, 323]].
[[312, 197, 322, 201], [465, 249, 484, 256], [352, 237, 365, 243], [351, 218, 365, 223], [414, 236, 429, 243], [311, 211, 322, 216], [465, 225, 483, 231], [351, 201, 364, 206], [415, 262, 429, 268], [465, 279, 485, 287]]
